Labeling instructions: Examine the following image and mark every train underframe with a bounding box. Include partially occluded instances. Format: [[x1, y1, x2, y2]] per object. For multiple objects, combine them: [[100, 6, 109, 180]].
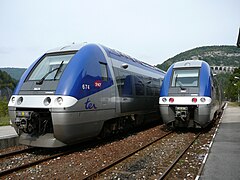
[[160, 104, 214, 128], [9, 107, 160, 147]]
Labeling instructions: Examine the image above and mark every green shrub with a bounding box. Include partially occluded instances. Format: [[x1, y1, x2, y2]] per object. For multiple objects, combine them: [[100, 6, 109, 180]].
[[0, 98, 10, 126], [0, 116, 10, 126], [0, 98, 8, 117]]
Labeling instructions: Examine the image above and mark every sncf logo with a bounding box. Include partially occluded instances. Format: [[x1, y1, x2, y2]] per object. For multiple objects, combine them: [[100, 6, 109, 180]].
[[94, 80, 102, 88]]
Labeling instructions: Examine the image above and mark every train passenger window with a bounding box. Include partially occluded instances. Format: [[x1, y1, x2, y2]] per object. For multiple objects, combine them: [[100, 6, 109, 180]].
[[116, 69, 133, 96], [135, 76, 145, 95], [146, 84, 154, 96], [146, 77, 154, 96], [100, 62, 108, 81], [153, 78, 161, 96], [171, 69, 199, 87]]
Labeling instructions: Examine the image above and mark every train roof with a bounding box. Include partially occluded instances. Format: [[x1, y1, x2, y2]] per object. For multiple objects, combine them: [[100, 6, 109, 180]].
[[46, 43, 87, 53], [102, 46, 165, 74], [173, 60, 204, 69], [46, 43, 165, 75]]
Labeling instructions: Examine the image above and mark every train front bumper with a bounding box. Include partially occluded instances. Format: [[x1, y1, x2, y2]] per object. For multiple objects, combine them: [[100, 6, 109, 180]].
[[159, 96, 212, 128]]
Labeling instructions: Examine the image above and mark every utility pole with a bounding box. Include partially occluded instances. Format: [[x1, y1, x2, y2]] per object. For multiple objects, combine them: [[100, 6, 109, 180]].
[[234, 76, 240, 102], [237, 28, 240, 48]]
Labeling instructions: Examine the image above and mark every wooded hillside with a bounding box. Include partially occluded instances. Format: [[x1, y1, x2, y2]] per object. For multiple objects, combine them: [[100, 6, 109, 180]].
[[156, 45, 240, 71]]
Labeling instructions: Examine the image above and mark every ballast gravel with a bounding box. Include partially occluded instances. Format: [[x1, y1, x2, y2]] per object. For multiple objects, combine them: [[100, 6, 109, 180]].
[[1, 120, 219, 180]]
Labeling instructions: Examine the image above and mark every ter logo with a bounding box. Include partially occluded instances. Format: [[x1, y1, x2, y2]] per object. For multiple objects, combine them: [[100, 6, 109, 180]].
[[85, 98, 97, 110]]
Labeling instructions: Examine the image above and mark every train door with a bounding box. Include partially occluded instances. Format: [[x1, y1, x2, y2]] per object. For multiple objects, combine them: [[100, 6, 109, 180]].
[[98, 62, 116, 110], [115, 68, 135, 113]]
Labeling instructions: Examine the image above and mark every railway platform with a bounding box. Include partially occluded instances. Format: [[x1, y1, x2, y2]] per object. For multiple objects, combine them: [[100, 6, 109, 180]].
[[0, 125, 18, 149], [200, 105, 240, 180]]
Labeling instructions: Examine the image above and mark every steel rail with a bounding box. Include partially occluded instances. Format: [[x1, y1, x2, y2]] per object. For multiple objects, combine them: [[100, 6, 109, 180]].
[[0, 147, 36, 159], [0, 148, 74, 177], [83, 131, 173, 180], [158, 132, 201, 180]]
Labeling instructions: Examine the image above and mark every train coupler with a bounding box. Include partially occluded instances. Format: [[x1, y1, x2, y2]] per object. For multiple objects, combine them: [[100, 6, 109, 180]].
[[175, 106, 188, 121]]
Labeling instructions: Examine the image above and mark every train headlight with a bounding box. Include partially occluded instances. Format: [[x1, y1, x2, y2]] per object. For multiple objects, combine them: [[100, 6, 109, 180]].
[[169, 98, 174, 103], [57, 97, 63, 105], [17, 97, 23, 105], [44, 97, 51, 106], [192, 98, 197, 103], [11, 97, 16, 103], [162, 98, 167, 102], [200, 97, 206, 102]]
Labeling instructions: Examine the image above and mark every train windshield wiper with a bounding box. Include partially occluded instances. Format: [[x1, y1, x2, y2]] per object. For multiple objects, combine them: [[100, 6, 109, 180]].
[[36, 61, 64, 85], [53, 61, 64, 80], [179, 84, 186, 90], [175, 74, 186, 90]]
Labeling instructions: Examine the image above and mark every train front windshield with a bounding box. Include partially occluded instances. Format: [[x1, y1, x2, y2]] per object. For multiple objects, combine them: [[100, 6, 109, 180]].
[[171, 69, 199, 87], [28, 53, 75, 81]]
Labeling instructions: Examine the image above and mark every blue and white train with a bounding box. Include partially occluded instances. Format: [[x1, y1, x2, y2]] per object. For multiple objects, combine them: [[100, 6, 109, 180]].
[[159, 60, 222, 128], [8, 43, 165, 147]]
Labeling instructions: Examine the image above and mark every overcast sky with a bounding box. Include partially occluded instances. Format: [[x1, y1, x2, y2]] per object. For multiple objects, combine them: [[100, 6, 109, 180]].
[[0, 0, 239, 68]]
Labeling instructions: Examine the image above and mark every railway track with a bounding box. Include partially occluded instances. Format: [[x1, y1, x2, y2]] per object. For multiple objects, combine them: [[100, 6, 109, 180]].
[[0, 122, 164, 179], [0, 144, 87, 177], [82, 131, 173, 179], [0, 146, 36, 159], [1, 121, 217, 179], [159, 132, 201, 179], [83, 131, 201, 179]]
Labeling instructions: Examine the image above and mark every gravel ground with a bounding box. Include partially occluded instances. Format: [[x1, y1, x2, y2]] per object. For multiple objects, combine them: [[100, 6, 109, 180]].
[[0, 119, 219, 180], [98, 132, 197, 179], [165, 122, 219, 179]]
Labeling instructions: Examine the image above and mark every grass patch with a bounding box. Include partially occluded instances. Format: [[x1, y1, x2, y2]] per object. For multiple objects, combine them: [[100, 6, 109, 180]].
[[0, 116, 10, 126], [228, 102, 240, 107]]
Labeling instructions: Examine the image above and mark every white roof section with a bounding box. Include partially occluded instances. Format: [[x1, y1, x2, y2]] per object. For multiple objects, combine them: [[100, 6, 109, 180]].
[[173, 60, 203, 68], [47, 42, 88, 53]]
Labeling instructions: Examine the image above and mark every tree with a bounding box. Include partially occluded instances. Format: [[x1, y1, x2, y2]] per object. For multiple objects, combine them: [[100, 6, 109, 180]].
[[225, 67, 240, 101]]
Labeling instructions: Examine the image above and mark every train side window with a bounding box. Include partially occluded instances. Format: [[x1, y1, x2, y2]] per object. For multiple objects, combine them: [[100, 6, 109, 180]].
[[100, 62, 108, 81], [115, 68, 133, 96], [146, 77, 154, 96], [135, 76, 145, 96]]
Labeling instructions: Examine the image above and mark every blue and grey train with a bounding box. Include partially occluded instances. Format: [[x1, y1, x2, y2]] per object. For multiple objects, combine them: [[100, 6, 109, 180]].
[[8, 43, 165, 147], [159, 60, 222, 128]]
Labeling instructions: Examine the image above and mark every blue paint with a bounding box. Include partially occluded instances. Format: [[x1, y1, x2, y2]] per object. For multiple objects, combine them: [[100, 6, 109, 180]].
[[199, 61, 211, 97], [55, 44, 113, 100], [13, 56, 42, 95], [14, 43, 165, 101], [160, 60, 212, 97], [160, 64, 174, 96], [103, 46, 165, 75]]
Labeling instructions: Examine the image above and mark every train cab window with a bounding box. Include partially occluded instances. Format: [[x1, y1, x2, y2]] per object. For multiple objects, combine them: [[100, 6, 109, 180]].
[[28, 53, 75, 81], [100, 62, 108, 81], [171, 69, 199, 87]]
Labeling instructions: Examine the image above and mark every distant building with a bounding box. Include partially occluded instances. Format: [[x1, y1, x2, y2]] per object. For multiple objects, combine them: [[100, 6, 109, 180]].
[[211, 66, 238, 74]]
